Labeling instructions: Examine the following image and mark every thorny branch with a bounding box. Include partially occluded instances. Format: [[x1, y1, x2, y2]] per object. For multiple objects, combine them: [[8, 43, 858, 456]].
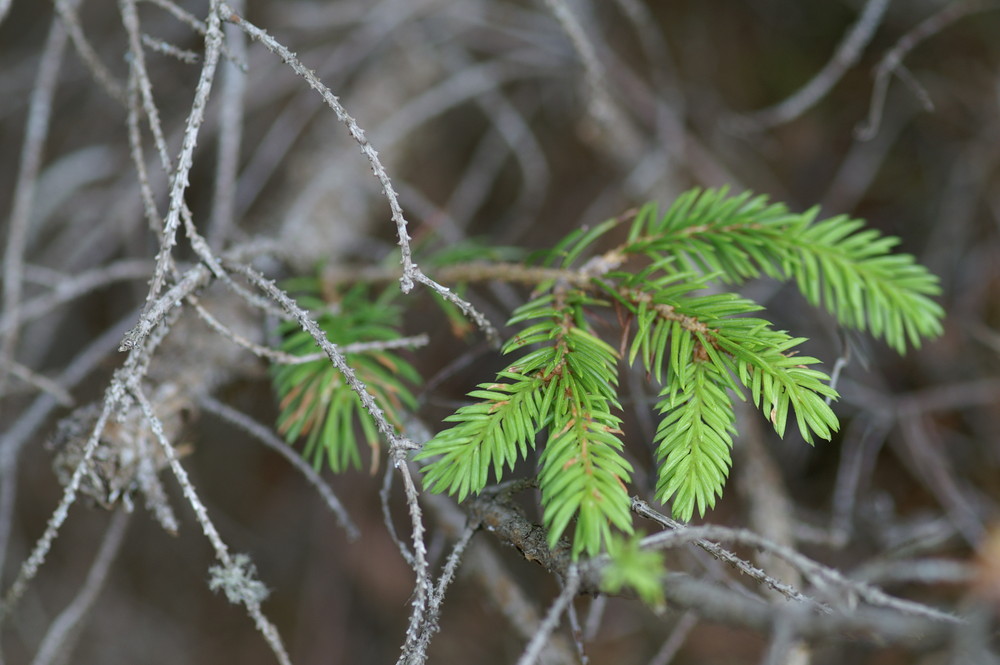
[[218, 3, 500, 344], [146, 0, 225, 305], [129, 382, 293, 665], [226, 261, 417, 452]]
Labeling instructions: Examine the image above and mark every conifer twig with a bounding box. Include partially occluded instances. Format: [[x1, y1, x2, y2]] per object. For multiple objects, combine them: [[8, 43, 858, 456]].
[[227, 261, 417, 452]]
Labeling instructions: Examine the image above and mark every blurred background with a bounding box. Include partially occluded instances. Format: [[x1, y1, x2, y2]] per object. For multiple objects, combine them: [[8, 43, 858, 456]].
[[1, 0, 1000, 663]]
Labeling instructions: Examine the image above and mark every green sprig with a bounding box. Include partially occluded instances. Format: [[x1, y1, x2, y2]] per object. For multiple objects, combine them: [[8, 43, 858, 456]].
[[276, 188, 944, 563], [271, 283, 419, 473]]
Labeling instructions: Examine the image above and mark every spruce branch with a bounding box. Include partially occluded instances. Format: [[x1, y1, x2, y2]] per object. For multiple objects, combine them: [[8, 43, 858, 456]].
[[654, 360, 736, 522], [421, 293, 635, 557], [605, 269, 840, 520], [256, 158, 954, 641], [311, 187, 941, 555], [624, 188, 944, 352], [536, 323, 633, 557], [416, 375, 546, 500]]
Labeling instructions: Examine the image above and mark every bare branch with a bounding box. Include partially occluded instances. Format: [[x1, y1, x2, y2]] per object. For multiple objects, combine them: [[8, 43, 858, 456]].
[[145, 0, 224, 305], [632, 499, 820, 607], [460, 492, 958, 648], [412, 272, 498, 345], [219, 4, 499, 343], [735, 0, 891, 130], [0, 312, 132, 596], [540, 0, 641, 160], [130, 381, 293, 665], [141, 0, 246, 68], [646, 612, 697, 665], [896, 416, 985, 546], [397, 519, 479, 665], [516, 564, 580, 665], [635, 520, 961, 624], [0, 396, 117, 624], [394, 453, 432, 664], [0, 259, 153, 336], [1, 360, 74, 406], [120, 263, 213, 351], [199, 394, 360, 540], [208, 0, 247, 249], [191, 296, 426, 365], [654, 572, 951, 650], [734, 402, 804, 605], [30, 510, 131, 665], [857, 0, 1000, 140], [1, 11, 68, 400], [219, 3, 418, 291], [829, 416, 892, 540], [140, 34, 201, 64], [226, 261, 417, 452], [53, 0, 127, 103]]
